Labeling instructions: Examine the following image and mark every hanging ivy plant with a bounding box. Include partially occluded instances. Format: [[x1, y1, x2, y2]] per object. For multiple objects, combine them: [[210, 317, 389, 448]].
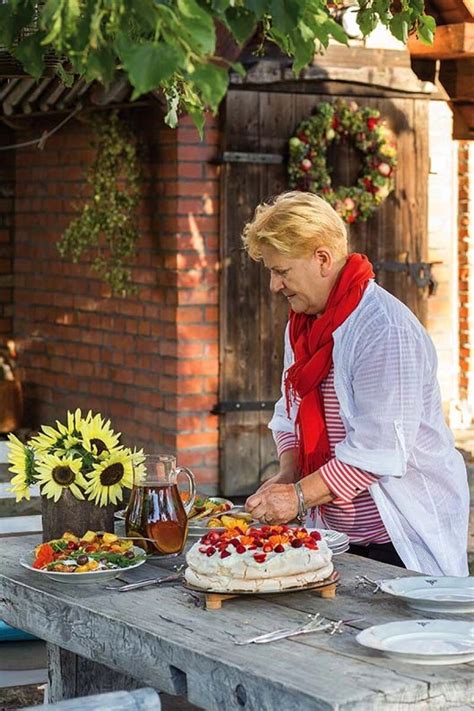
[[57, 111, 140, 296]]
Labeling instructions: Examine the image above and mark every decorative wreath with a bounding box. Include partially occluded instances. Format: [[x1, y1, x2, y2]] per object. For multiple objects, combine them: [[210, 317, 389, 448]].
[[288, 99, 397, 223]]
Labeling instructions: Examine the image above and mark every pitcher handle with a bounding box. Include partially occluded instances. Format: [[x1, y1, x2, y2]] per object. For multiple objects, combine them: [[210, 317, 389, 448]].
[[176, 466, 196, 516]]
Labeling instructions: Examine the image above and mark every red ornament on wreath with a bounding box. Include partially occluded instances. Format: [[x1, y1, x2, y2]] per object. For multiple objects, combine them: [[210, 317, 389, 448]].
[[288, 99, 397, 223]]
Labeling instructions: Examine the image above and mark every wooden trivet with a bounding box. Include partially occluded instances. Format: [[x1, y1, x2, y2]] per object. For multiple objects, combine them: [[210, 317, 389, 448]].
[[185, 570, 340, 611]]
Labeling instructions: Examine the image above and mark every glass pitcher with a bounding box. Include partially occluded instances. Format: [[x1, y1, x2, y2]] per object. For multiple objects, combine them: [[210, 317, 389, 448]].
[[125, 454, 196, 556]]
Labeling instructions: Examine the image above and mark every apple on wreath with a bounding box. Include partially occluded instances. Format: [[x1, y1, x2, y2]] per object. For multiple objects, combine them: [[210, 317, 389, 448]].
[[377, 162, 392, 177]]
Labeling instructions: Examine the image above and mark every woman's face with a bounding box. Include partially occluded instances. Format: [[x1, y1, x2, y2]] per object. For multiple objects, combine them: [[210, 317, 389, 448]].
[[260, 244, 336, 315]]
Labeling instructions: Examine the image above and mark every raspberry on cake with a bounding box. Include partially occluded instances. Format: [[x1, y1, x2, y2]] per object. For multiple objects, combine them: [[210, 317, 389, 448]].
[[185, 525, 333, 593]]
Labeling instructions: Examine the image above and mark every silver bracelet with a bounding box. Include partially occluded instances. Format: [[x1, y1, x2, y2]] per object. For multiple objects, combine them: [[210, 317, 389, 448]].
[[294, 481, 307, 523]]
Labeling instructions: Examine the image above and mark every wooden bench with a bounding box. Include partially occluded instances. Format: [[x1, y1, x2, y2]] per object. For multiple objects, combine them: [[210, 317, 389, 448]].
[[23, 688, 161, 710]]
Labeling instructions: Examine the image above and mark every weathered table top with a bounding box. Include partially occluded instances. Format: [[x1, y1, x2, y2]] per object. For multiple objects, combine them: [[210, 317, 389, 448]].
[[0, 535, 472, 710]]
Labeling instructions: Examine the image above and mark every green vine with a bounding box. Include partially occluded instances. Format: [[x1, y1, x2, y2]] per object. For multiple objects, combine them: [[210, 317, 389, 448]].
[[57, 111, 140, 296]]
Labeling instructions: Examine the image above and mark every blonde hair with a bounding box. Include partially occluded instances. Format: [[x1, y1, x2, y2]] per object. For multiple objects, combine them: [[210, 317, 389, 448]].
[[242, 191, 348, 261]]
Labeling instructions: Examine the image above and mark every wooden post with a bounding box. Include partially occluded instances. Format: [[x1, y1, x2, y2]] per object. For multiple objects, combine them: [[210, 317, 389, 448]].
[[47, 644, 143, 702]]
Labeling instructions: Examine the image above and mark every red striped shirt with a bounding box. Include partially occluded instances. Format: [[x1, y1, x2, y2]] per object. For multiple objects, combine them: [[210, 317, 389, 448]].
[[274, 366, 390, 544]]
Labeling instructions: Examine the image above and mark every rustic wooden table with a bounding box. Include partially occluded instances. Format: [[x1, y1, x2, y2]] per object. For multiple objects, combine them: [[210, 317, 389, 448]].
[[0, 535, 472, 710]]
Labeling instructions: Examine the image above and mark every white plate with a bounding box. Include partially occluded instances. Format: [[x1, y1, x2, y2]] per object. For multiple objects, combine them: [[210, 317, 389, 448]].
[[20, 546, 147, 584], [379, 576, 474, 614], [356, 620, 474, 665]]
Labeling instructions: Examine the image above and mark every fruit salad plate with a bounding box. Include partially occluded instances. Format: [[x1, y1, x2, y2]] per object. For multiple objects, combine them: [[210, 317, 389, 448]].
[[21, 545, 146, 584], [20, 532, 147, 585]]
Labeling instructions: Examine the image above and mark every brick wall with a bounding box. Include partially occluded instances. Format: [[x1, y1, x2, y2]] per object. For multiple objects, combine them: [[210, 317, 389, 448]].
[[0, 123, 14, 337], [426, 101, 460, 415], [12, 107, 221, 492], [458, 140, 474, 417]]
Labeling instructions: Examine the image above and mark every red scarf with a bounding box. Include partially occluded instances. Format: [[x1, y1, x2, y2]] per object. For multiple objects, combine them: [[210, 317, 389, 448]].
[[285, 253, 374, 477]]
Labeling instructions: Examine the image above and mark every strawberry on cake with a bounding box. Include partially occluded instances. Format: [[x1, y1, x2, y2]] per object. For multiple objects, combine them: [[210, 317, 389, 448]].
[[185, 525, 333, 593]]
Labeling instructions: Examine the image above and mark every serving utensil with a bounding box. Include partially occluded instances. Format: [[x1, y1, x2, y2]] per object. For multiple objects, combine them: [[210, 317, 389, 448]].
[[105, 572, 184, 592], [355, 574, 384, 593], [234, 614, 363, 645]]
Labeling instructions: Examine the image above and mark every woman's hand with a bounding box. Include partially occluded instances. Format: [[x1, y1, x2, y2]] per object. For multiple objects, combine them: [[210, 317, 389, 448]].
[[245, 483, 298, 525], [256, 470, 295, 494]]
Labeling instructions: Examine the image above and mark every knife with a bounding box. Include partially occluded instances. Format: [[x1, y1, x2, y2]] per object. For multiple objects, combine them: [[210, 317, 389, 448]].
[[105, 573, 183, 592]]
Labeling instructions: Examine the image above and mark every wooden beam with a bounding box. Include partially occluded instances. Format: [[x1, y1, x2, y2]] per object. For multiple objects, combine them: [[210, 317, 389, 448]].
[[439, 58, 474, 99], [452, 103, 474, 139], [408, 23, 474, 59]]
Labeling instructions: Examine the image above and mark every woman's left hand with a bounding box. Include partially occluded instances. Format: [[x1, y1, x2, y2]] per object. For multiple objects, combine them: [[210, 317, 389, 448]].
[[245, 483, 298, 525]]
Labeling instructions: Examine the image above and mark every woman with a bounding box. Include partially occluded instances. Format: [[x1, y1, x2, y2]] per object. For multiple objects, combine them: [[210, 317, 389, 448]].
[[242, 191, 469, 576]]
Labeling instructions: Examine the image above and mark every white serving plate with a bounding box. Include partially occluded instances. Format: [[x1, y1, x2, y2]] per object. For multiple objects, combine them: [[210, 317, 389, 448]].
[[20, 546, 146, 584], [356, 620, 474, 665], [379, 576, 474, 614]]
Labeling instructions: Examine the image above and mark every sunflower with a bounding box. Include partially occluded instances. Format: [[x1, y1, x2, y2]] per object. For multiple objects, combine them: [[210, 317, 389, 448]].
[[57, 408, 92, 437], [7, 434, 36, 502], [35, 453, 87, 502], [80, 413, 120, 457], [29, 423, 64, 453], [84, 450, 134, 506]]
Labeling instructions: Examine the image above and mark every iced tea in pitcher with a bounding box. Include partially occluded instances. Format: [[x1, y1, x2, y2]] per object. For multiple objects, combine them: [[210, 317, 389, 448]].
[[125, 454, 196, 556]]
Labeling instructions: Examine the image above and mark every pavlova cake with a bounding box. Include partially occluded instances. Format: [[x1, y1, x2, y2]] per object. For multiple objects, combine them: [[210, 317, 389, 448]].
[[185, 525, 333, 593]]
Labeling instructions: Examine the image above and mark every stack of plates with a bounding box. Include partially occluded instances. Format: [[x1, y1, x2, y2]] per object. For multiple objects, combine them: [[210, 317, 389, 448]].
[[318, 529, 350, 555]]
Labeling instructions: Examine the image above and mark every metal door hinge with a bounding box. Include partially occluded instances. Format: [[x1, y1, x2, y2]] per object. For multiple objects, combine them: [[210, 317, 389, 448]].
[[219, 151, 283, 165], [373, 256, 441, 296], [212, 400, 275, 414]]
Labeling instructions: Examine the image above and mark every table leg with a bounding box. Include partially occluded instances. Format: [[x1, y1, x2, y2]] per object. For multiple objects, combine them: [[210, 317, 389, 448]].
[[47, 644, 142, 702]]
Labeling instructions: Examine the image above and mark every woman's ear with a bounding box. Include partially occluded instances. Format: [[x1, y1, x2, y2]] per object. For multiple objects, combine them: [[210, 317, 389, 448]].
[[313, 247, 333, 276]]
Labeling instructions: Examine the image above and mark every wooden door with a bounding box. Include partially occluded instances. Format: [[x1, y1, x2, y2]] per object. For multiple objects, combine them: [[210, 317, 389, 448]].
[[219, 90, 429, 496]]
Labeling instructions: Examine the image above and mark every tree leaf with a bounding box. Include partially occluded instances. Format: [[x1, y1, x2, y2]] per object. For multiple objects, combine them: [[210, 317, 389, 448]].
[[420, 14, 436, 33], [231, 61, 246, 77], [0, 2, 35, 47], [190, 62, 229, 111], [13, 35, 46, 80], [225, 7, 257, 45], [85, 48, 117, 85], [389, 12, 410, 43], [176, 0, 216, 54], [56, 64, 75, 87], [357, 8, 378, 36], [270, 0, 302, 36], [163, 83, 180, 128], [323, 17, 349, 45], [0, 5, 16, 46], [245, 0, 270, 19], [117, 40, 183, 98], [373, 0, 391, 25], [417, 15, 436, 46], [185, 103, 206, 138], [291, 33, 315, 75], [129, 0, 159, 31]]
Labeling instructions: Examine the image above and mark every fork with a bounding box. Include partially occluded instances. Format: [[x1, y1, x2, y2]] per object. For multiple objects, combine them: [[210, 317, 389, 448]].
[[234, 615, 362, 645]]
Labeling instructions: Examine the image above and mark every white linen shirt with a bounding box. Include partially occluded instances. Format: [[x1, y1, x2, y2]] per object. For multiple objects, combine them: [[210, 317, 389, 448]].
[[269, 281, 469, 576]]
